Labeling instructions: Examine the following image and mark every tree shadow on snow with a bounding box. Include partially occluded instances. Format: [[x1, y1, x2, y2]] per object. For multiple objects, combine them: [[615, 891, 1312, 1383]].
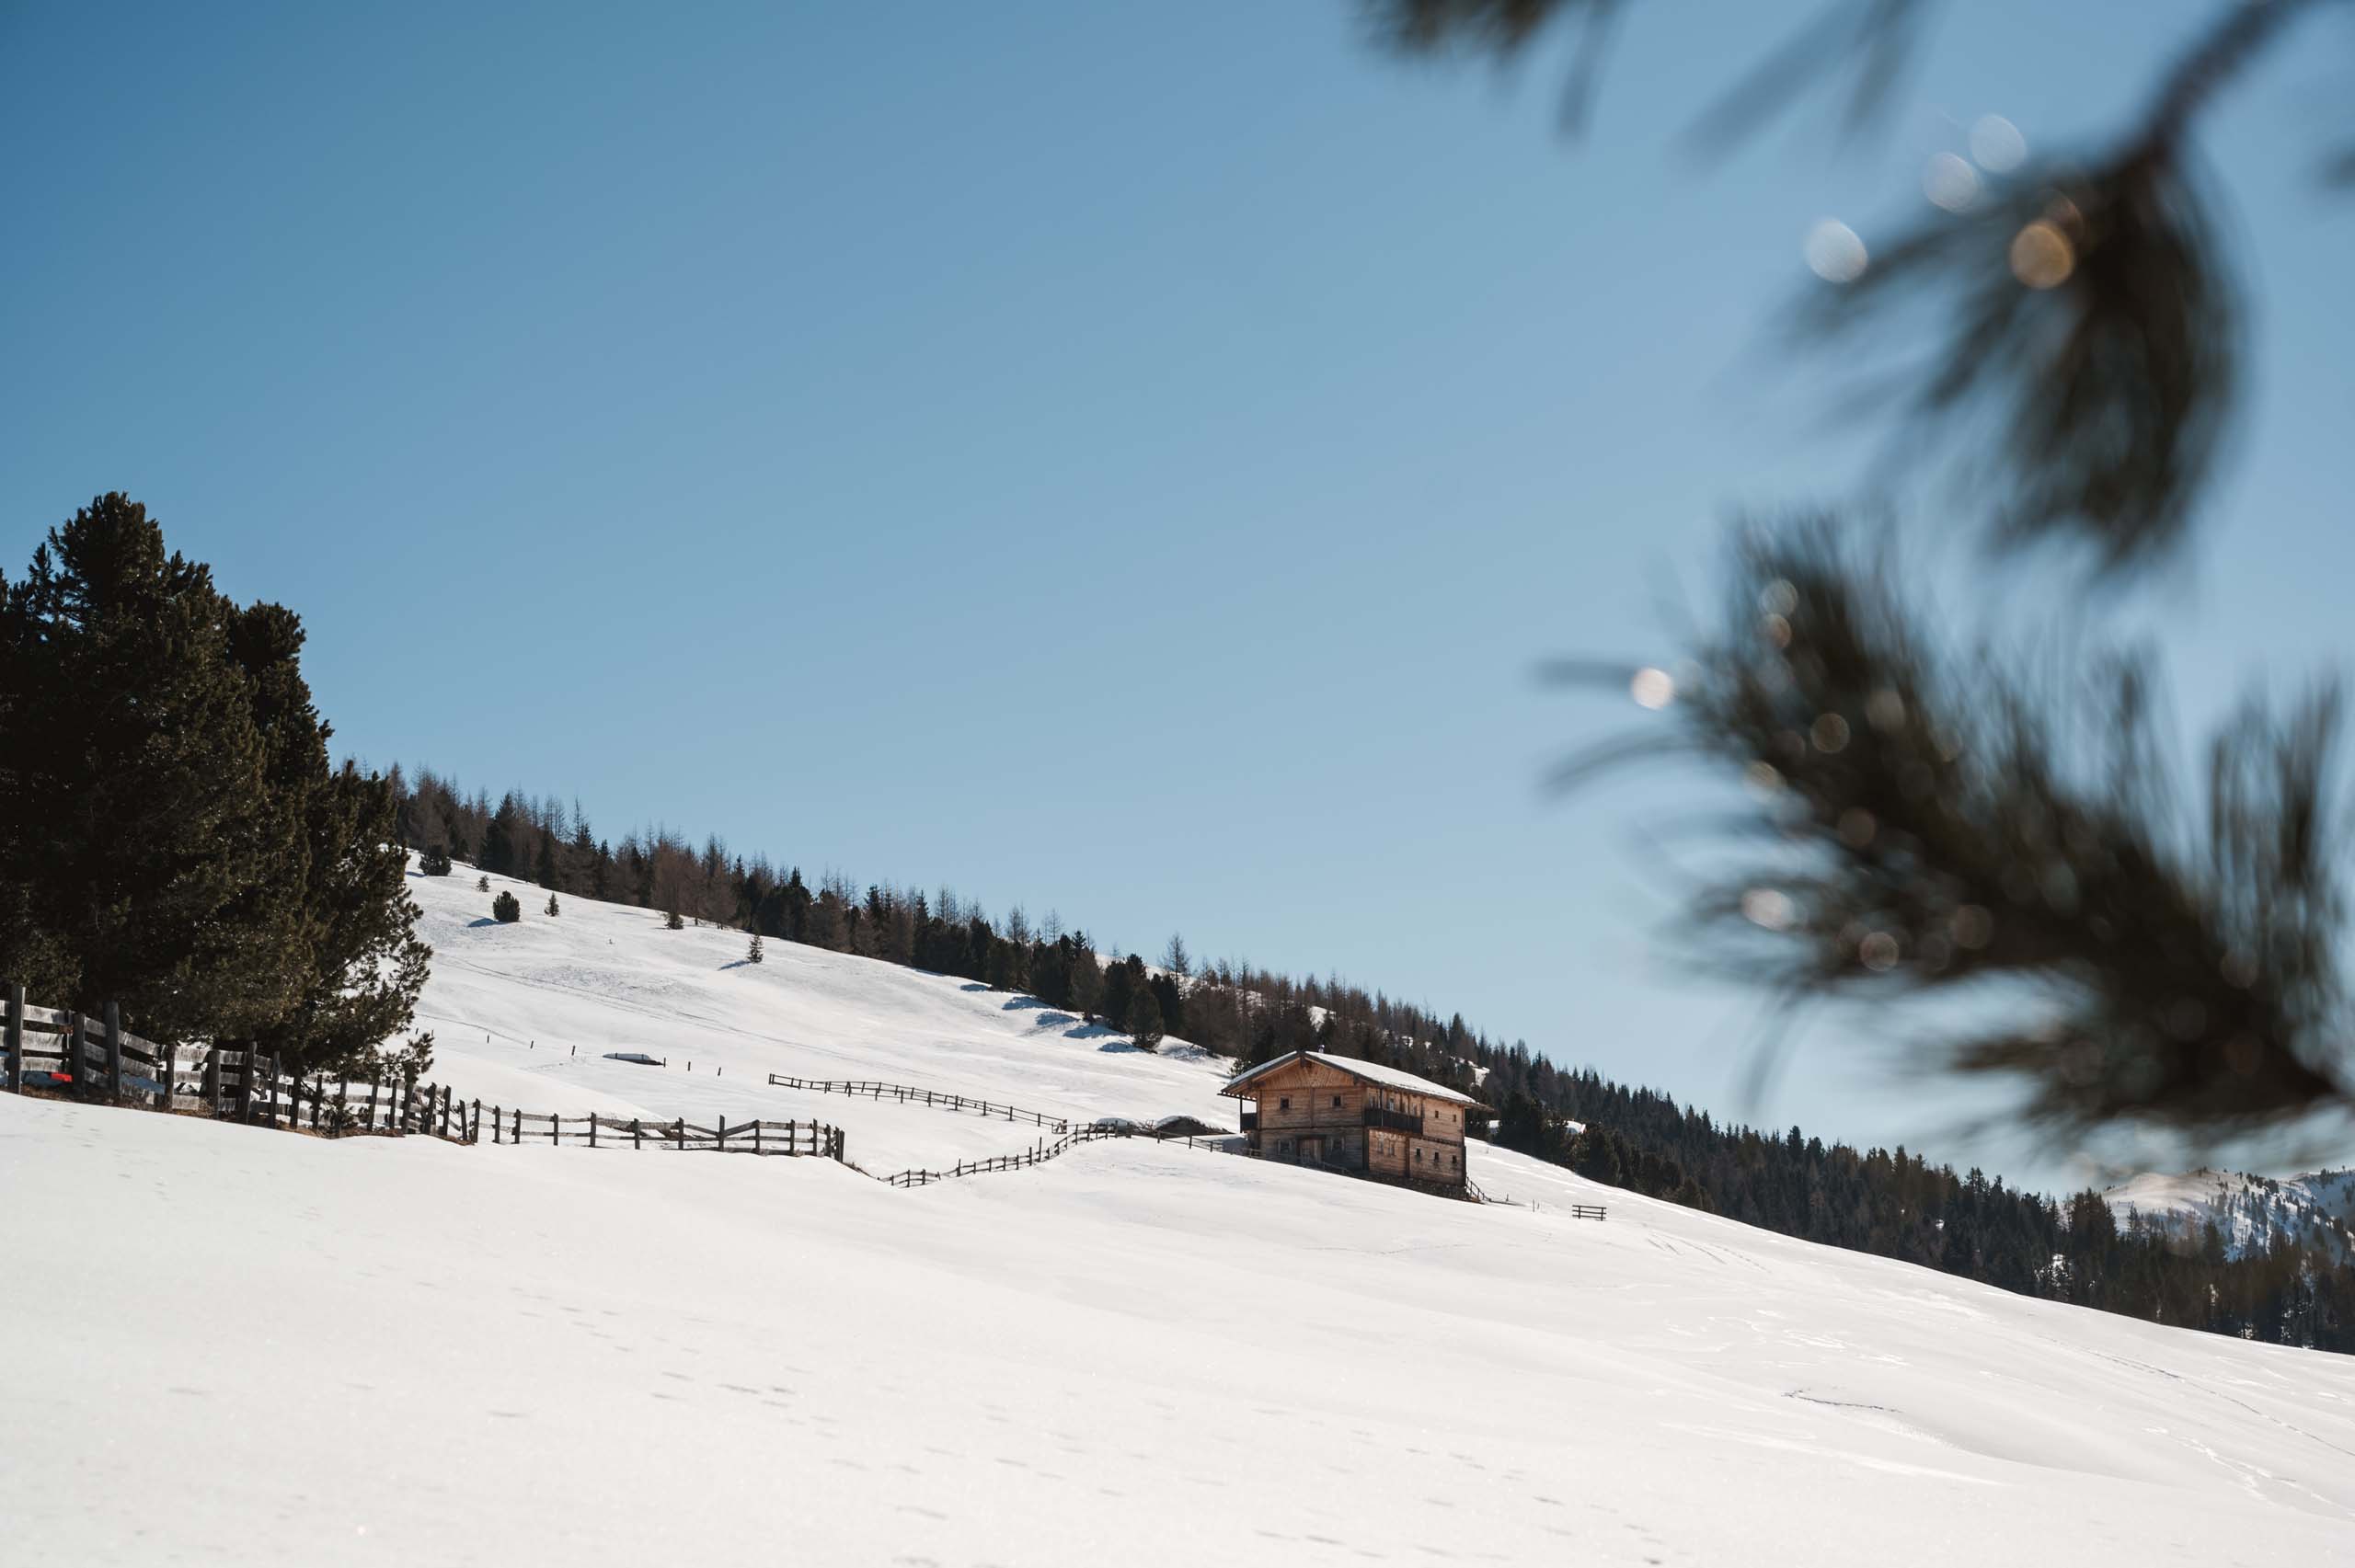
[[465, 918, 500, 929], [717, 959, 757, 971]]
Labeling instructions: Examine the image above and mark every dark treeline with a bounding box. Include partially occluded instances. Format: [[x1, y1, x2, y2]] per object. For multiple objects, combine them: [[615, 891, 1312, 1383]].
[[394, 765, 2352, 1353]]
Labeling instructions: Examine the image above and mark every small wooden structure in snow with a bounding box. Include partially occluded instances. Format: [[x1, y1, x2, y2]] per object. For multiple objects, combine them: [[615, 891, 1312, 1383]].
[[1221, 1050, 1487, 1194]]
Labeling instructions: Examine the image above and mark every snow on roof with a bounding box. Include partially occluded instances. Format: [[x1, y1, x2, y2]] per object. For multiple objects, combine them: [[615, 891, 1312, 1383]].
[[1220, 1049, 1488, 1108]]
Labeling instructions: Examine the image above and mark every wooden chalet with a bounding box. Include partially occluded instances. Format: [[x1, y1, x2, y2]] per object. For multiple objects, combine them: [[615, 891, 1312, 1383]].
[[1220, 1049, 1488, 1194]]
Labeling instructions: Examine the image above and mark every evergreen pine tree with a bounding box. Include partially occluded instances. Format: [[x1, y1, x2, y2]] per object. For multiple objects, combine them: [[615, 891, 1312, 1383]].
[[420, 845, 454, 876], [492, 889, 522, 923], [546, 894, 560, 917], [1066, 935, 1103, 1019], [1124, 988, 1164, 1052], [0, 496, 304, 1044], [1100, 957, 1137, 1037], [747, 932, 764, 964], [252, 761, 431, 1076], [665, 907, 684, 931], [1149, 972, 1185, 1039]]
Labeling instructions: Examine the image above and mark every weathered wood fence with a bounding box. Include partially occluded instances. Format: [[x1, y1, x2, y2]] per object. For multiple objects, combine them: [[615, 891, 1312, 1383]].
[[479, 1109, 842, 1158], [2, 986, 845, 1164], [1469, 1179, 1609, 1220], [765, 1072, 1073, 1132], [3, 984, 421, 1132], [877, 1124, 1130, 1188]]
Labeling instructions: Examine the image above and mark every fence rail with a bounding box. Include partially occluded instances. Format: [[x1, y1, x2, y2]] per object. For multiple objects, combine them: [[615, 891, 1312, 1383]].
[[764, 1072, 1073, 1132], [1, 985, 847, 1168], [877, 1124, 1133, 1187]]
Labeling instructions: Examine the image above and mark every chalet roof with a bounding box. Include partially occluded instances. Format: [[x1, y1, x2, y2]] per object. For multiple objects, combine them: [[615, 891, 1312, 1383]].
[[1219, 1050, 1489, 1110]]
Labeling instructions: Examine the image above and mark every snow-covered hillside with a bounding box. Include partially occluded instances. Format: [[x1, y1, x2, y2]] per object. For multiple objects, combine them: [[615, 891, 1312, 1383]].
[[2105, 1167, 2355, 1264], [6, 862, 2354, 1567], [405, 862, 1241, 1175]]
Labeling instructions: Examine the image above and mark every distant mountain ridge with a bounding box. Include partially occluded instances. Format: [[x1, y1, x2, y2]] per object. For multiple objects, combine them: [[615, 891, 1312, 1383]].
[[2104, 1168, 2355, 1264]]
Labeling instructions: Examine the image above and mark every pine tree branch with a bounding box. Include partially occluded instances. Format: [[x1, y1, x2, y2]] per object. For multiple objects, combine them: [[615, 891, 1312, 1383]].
[[1556, 519, 2352, 1136]]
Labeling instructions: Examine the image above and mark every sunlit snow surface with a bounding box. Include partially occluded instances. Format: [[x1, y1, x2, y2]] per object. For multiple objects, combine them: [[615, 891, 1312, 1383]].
[[4, 863, 2352, 1566]]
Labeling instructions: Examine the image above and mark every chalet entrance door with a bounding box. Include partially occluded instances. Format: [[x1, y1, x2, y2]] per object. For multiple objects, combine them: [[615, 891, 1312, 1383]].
[[1300, 1136, 1323, 1163]]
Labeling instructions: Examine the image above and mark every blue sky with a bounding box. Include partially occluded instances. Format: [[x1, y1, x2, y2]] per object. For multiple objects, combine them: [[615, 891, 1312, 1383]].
[[6, 1, 2349, 1189]]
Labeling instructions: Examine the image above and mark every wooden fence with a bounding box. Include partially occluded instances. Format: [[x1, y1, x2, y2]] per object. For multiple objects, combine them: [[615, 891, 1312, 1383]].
[[764, 1072, 1074, 1132], [1471, 1181, 1609, 1220], [877, 1125, 1129, 1187], [2, 986, 845, 1164], [479, 1108, 841, 1158]]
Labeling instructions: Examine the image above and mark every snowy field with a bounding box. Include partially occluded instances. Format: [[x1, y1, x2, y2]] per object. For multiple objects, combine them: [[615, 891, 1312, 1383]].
[[405, 864, 1239, 1175], [5, 865, 2354, 1566]]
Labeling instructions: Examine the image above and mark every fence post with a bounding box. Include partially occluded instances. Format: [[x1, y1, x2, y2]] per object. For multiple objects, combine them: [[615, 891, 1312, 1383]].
[[398, 1074, 413, 1134], [102, 1001, 123, 1101], [511, 1107, 521, 1143], [633, 1118, 642, 1150], [235, 1047, 255, 1123], [471, 1099, 481, 1143], [717, 1117, 728, 1153], [674, 1119, 684, 1150], [65, 1012, 86, 1098], [752, 1119, 762, 1155], [203, 1047, 222, 1116], [366, 1070, 380, 1131], [493, 1105, 502, 1144], [5, 982, 23, 1093], [589, 1114, 597, 1149], [155, 1041, 174, 1110]]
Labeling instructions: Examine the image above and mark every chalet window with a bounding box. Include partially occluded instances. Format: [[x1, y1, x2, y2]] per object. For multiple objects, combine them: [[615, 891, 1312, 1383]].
[[1330, 1094, 1341, 1108], [1279, 1096, 1290, 1110]]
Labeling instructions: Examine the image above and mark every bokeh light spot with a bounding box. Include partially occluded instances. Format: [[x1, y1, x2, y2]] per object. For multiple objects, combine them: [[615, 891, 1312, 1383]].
[[2010, 220, 2074, 289], [1923, 152, 1982, 212], [1803, 219, 1867, 283], [1630, 667, 1676, 710], [1970, 114, 2028, 174]]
